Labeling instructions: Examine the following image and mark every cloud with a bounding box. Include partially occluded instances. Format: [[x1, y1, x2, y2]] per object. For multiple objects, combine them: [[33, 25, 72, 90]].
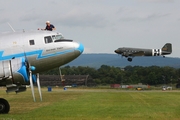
[[118, 13, 170, 22], [137, 0, 174, 3], [20, 12, 40, 22], [84, 47, 94, 53], [117, 6, 171, 22], [146, 13, 170, 20], [54, 10, 108, 28]]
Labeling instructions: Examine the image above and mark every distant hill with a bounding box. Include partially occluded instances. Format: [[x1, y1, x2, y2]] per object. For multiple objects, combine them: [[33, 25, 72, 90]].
[[66, 53, 180, 68]]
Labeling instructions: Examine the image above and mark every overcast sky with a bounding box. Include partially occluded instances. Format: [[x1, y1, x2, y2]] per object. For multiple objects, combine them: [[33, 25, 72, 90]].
[[0, 0, 179, 57]]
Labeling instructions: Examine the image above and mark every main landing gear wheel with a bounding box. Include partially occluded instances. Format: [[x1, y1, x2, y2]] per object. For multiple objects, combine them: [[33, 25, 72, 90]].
[[127, 58, 132, 62], [0, 98, 10, 114]]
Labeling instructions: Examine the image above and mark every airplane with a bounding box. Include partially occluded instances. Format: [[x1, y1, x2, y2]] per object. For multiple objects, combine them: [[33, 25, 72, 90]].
[[114, 43, 172, 62], [0, 29, 84, 113]]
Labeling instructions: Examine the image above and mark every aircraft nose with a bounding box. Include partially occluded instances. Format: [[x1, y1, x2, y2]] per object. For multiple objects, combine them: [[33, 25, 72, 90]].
[[114, 49, 119, 54], [74, 42, 84, 54]]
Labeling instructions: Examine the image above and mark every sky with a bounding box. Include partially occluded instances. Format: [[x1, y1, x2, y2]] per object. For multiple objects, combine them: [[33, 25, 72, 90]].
[[0, 0, 180, 57]]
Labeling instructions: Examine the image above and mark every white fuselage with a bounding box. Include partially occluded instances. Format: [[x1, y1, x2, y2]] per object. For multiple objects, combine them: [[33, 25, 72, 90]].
[[0, 30, 84, 77]]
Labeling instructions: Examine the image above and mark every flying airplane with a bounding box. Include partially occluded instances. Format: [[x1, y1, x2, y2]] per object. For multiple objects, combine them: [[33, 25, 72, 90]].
[[0, 29, 84, 113], [114, 43, 172, 62]]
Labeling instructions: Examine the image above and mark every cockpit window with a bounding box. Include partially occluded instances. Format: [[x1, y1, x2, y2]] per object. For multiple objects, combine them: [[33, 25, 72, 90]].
[[53, 34, 71, 42], [52, 35, 56, 40], [44, 36, 53, 44], [51, 35, 63, 42], [29, 40, 35, 45], [56, 35, 63, 40]]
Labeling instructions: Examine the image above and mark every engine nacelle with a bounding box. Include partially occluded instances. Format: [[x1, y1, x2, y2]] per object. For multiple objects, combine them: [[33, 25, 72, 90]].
[[0, 58, 30, 85], [122, 52, 129, 57]]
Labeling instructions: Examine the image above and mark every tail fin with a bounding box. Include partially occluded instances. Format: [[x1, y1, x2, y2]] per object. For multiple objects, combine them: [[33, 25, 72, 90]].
[[161, 43, 172, 55]]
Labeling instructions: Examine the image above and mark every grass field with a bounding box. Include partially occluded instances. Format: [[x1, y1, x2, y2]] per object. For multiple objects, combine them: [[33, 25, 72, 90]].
[[0, 87, 180, 120]]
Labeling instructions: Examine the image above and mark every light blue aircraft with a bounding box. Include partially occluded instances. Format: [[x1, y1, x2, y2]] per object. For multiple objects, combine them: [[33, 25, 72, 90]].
[[0, 30, 84, 113]]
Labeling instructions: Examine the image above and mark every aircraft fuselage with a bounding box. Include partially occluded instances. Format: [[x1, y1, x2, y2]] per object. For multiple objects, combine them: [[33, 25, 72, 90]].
[[0, 30, 83, 73], [114, 43, 172, 62], [0, 30, 84, 84], [115, 48, 162, 57]]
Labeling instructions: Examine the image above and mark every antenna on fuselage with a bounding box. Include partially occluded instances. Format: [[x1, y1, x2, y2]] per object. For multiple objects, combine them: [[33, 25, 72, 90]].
[[7, 22, 15, 32]]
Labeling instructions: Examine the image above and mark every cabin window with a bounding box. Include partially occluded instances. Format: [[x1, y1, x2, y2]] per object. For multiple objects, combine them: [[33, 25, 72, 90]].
[[44, 36, 53, 44], [29, 40, 35, 45]]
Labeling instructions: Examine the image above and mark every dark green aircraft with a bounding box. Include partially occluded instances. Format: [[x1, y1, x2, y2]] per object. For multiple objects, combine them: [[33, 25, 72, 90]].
[[114, 43, 172, 62]]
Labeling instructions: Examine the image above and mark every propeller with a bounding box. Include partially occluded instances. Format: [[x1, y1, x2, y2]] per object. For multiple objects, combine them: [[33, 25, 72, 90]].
[[36, 73, 42, 101], [23, 52, 36, 102], [24, 52, 42, 102], [29, 69, 36, 102], [28, 62, 43, 102]]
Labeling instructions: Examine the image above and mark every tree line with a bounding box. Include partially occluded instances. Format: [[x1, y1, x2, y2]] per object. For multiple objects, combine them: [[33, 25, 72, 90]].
[[41, 65, 180, 85]]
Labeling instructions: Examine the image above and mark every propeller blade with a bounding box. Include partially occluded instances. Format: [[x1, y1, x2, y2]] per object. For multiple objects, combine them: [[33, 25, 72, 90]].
[[29, 70, 36, 102], [36, 73, 42, 101], [24, 51, 37, 102]]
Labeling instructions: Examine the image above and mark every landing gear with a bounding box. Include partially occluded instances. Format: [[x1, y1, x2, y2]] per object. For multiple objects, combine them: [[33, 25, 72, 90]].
[[0, 98, 10, 114], [127, 58, 132, 62]]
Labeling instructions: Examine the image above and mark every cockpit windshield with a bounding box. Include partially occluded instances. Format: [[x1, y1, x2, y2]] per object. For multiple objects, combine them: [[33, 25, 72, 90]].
[[56, 35, 63, 40], [52, 35, 63, 41], [44, 34, 72, 44], [53, 34, 73, 42]]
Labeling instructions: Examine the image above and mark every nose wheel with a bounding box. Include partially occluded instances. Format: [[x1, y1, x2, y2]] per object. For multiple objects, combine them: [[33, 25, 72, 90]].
[[0, 98, 10, 114]]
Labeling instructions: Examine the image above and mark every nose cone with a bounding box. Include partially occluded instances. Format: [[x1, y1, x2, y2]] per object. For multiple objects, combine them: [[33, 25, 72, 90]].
[[114, 49, 120, 54], [74, 42, 84, 54], [78, 43, 84, 54]]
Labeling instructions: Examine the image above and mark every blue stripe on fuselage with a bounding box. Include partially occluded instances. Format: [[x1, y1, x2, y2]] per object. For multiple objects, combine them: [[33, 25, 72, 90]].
[[0, 48, 75, 61]]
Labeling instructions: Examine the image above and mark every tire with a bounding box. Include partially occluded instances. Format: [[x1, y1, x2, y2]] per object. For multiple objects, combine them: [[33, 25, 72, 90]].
[[0, 98, 10, 114], [127, 58, 132, 62]]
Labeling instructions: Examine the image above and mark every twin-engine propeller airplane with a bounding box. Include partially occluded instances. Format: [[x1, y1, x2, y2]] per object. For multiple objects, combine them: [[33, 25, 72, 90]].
[[0, 29, 84, 113], [114, 43, 172, 62]]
